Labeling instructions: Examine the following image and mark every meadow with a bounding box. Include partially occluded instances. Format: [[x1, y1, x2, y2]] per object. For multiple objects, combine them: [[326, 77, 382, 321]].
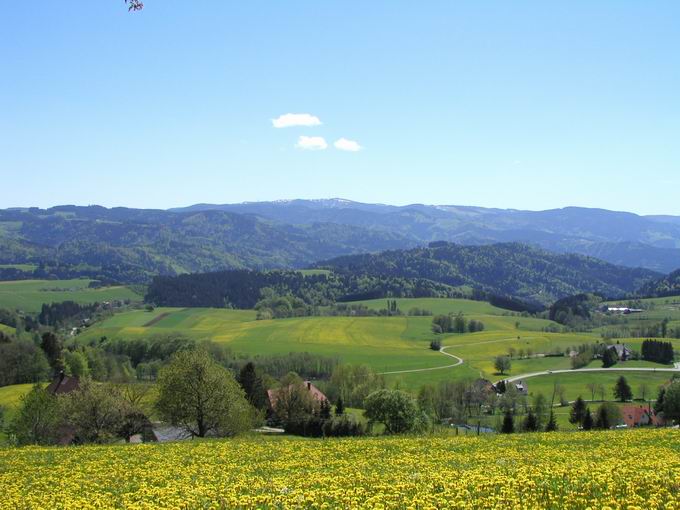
[[0, 430, 677, 509], [0, 279, 142, 313], [74, 298, 680, 393]]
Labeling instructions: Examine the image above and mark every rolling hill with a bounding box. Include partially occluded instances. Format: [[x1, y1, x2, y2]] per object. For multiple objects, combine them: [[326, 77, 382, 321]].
[[316, 242, 660, 305]]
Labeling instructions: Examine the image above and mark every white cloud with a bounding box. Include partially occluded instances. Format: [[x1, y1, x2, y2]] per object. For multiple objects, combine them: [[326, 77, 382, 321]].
[[272, 113, 322, 128], [295, 136, 328, 151], [334, 138, 362, 152]]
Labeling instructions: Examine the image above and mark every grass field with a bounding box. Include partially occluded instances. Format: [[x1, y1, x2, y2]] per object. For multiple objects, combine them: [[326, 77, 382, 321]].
[[518, 370, 674, 404], [0, 264, 37, 271], [0, 384, 36, 432], [354, 297, 508, 315], [74, 298, 680, 390], [0, 279, 142, 313], [0, 430, 677, 509]]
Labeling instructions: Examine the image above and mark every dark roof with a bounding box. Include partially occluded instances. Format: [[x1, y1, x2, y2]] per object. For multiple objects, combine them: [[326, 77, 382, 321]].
[[46, 373, 80, 395]]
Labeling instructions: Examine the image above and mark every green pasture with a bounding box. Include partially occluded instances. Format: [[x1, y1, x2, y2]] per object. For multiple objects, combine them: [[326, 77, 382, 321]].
[[354, 297, 508, 315], [0, 279, 142, 313], [520, 371, 674, 405], [74, 300, 679, 389], [0, 383, 37, 427], [0, 264, 37, 271], [78, 308, 448, 374]]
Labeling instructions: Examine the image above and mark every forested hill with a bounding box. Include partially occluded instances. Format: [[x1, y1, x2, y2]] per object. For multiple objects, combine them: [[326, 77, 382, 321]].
[[315, 242, 661, 306], [145, 242, 660, 309], [0, 206, 413, 283], [638, 269, 680, 298]]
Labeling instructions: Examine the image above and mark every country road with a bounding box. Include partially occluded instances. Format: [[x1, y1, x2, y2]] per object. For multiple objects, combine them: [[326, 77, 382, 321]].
[[378, 341, 680, 381], [378, 346, 463, 375], [505, 366, 680, 383]]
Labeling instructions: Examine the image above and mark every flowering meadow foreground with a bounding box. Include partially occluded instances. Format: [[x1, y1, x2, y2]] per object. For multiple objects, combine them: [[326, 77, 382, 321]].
[[1, 430, 678, 510]]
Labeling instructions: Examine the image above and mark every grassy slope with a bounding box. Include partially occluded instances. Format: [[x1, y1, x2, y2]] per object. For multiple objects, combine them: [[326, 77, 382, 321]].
[[0, 279, 142, 313], [75, 298, 680, 391], [0, 383, 36, 426]]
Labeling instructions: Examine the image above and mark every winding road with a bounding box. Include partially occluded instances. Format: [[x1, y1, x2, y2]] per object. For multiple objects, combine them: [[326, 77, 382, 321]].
[[379, 340, 680, 381], [505, 366, 680, 383], [378, 346, 463, 375]]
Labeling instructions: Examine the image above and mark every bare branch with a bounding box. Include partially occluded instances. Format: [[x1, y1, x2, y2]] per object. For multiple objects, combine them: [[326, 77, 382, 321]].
[[125, 0, 144, 12]]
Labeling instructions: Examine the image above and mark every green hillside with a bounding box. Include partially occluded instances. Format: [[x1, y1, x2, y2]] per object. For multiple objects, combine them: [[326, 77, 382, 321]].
[[0, 279, 142, 313], [74, 298, 680, 389]]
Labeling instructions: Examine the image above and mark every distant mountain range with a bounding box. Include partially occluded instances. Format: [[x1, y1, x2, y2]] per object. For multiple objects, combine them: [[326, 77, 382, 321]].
[[171, 199, 680, 273], [0, 205, 412, 283], [0, 200, 678, 287]]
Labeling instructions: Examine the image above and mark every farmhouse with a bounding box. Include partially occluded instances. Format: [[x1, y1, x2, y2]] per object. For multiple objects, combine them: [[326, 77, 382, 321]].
[[606, 343, 632, 361], [472, 378, 498, 396], [267, 381, 328, 411], [621, 405, 664, 428], [513, 380, 528, 396], [491, 379, 528, 396], [46, 371, 80, 395]]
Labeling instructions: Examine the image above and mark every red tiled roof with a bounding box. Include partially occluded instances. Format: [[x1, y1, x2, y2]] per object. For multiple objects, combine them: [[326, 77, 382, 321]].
[[621, 405, 663, 427], [267, 381, 328, 409]]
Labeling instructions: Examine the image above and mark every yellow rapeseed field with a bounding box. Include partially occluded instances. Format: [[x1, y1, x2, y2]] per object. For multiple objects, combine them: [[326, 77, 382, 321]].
[[0, 429, 678, 509]]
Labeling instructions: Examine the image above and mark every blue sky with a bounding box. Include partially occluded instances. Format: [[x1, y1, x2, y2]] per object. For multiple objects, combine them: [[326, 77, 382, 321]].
[[1, 1, 679, 214]]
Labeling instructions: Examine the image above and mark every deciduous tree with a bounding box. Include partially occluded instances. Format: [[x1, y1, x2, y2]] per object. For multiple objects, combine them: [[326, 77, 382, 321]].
[[155, 350, 256, 438], [364, 389, 420, 434], [494, 355, 511, 375]]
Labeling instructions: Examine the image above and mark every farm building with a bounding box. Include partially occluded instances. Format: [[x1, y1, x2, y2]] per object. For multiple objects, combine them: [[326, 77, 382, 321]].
[[267, 381, 328, 411], [46, 372, 80, 395], [621, 405, 664, 428], [472, 378, 498, 395], [492, 379, 528, 396], [513, 380, 528, 396], [606, 343, 632, 361], [607, 307, 643, 314]]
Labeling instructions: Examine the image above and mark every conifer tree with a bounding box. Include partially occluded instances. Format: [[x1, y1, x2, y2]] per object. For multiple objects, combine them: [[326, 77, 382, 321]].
[[602, 347, 617, 368], [582, 408, 594, 430], [545, 411, 558, 431], [237, 362, 268, 410], [569, 396, 587, 425], [614, 376, 632, 402], [319, 399, 332, 420], [335, 396, 345, 416], [501, 410, 514, 433], [523, 409, 538, 432]]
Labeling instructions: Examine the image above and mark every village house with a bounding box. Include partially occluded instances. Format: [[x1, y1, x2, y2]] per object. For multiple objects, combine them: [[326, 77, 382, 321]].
[[621, 405, 664, 428], [46, 371, 80, 395], [606, 343, 632, 361], [267, 380, 328, 411], [472, 378, 498, 396], [512, 380, 528, 396], [491, 379, 528, 396]]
